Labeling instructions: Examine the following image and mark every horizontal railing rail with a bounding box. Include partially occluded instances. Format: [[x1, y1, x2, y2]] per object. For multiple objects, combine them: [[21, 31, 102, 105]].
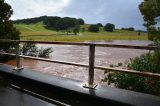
[[0, 39, 160, 88], [1, 39, 160, 50], [1, 52, 160, 79]]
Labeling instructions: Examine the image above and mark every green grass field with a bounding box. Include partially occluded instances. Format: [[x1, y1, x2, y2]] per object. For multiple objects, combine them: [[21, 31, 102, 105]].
[[14, 22, 57, 36], [15, 22, 148, 42]]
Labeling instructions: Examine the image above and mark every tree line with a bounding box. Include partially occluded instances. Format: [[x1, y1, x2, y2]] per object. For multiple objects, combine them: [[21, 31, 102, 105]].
[[88, 23, 115, 32], [14, 16, 85, 35], [121, 27, 135, 31], [14, 16, 138, 34], [13, 16, 48, 24], [43, 16, 85, 35]]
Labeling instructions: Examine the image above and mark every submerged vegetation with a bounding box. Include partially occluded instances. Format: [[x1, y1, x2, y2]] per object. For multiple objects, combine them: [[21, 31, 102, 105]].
[[22, 43, 53, 58]]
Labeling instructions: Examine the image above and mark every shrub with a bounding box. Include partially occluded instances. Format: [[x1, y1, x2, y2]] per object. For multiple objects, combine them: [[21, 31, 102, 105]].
[[148, 27, 160, 41], [104, 41, 160, 95]]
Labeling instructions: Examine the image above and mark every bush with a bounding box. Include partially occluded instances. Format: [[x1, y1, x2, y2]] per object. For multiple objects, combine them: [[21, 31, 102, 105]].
[[88, 25, 99, 32], [148, 27, 160, 41], [104, 41, 160, 95]]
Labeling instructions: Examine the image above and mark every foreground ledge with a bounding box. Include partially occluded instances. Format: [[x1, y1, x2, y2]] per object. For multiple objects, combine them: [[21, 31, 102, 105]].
[[0, 64, 160, 106]]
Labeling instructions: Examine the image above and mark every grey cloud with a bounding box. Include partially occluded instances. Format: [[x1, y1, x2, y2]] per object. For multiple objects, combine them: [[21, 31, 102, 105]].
[[62, 0, 145, 30], [6, 0, 146, 30]]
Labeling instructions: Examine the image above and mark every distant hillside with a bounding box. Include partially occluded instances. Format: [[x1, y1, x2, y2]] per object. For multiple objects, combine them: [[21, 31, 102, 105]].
[[14, 16, 85, 35], [13, 16, 48, 24], [13, 16, 85, 25], [14, 22, 57, 36]]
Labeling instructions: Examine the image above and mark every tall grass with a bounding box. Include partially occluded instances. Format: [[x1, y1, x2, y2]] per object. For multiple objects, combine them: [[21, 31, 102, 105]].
[[21, 34, 147, 42]]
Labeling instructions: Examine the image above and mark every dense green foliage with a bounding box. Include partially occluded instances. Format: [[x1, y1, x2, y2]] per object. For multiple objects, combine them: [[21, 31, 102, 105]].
[[44, 16, 82, 34], [148, 27, 160, 40], [77, 18, 85, 25], [139, 0, 160, 40], [97, 23, 103, 27], [104, 23, 115, 32], [88, 25, 99, 32], [73, 23, 80, 35], [121, 27, 135, 31], [14, 16, 47, 24], [139, 0, 160, 26], [0, 0, 20, 62], [104, 41, 160, 95], [43, 16, 61, 29]]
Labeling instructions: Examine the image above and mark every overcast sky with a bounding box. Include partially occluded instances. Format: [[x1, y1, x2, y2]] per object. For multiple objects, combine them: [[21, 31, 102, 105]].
[[6, 0, 145, 30]]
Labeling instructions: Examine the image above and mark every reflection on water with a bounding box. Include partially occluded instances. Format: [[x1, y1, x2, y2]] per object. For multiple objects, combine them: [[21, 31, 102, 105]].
[[6, 40, 152, 84]]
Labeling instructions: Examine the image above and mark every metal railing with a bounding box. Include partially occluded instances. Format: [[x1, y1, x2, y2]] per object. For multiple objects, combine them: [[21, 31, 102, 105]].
[[0, 39, 160, 88]]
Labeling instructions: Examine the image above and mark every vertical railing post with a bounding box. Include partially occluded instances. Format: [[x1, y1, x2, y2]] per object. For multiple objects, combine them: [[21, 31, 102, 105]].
[[83, 44, 97, 89], [13, 41, 23, 71], [89, 44, 95, 86]]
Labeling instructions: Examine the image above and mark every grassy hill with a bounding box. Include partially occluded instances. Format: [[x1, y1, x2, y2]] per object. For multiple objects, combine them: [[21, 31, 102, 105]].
[[14, 22, 57, 36], [14, 22, 148, 42]]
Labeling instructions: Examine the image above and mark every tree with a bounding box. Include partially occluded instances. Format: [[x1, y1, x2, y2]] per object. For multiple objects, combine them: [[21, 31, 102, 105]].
[[139, 0, 160, 27], [88, 25, 99, 32], [121, 27, 135, 31], [77, 18, 85, 25], [43, 16, 84, 34], [54, 17, 80, 35], [139, 0, 160, 40], [73, 23, 80, 35], [97, 23, 103, 27], [0, 0, 20, 62], [104, 23, 115, 32], [55, 17, 77, 34], [15, 16, 47, 24], [43, 16, 61, 29]]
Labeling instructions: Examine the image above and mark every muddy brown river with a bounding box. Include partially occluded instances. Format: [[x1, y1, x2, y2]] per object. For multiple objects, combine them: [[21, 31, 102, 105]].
[[6, 40, 152, 84]]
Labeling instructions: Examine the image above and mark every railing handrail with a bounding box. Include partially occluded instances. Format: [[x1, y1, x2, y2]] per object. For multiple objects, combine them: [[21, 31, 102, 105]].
[[1, 51, 160, 79], [0, 39, 159, 50], [0, 39, 160, 88]]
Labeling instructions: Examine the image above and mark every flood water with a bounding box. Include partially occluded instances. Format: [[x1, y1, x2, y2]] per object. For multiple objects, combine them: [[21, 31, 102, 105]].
[[7, 40, 153, 84]]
